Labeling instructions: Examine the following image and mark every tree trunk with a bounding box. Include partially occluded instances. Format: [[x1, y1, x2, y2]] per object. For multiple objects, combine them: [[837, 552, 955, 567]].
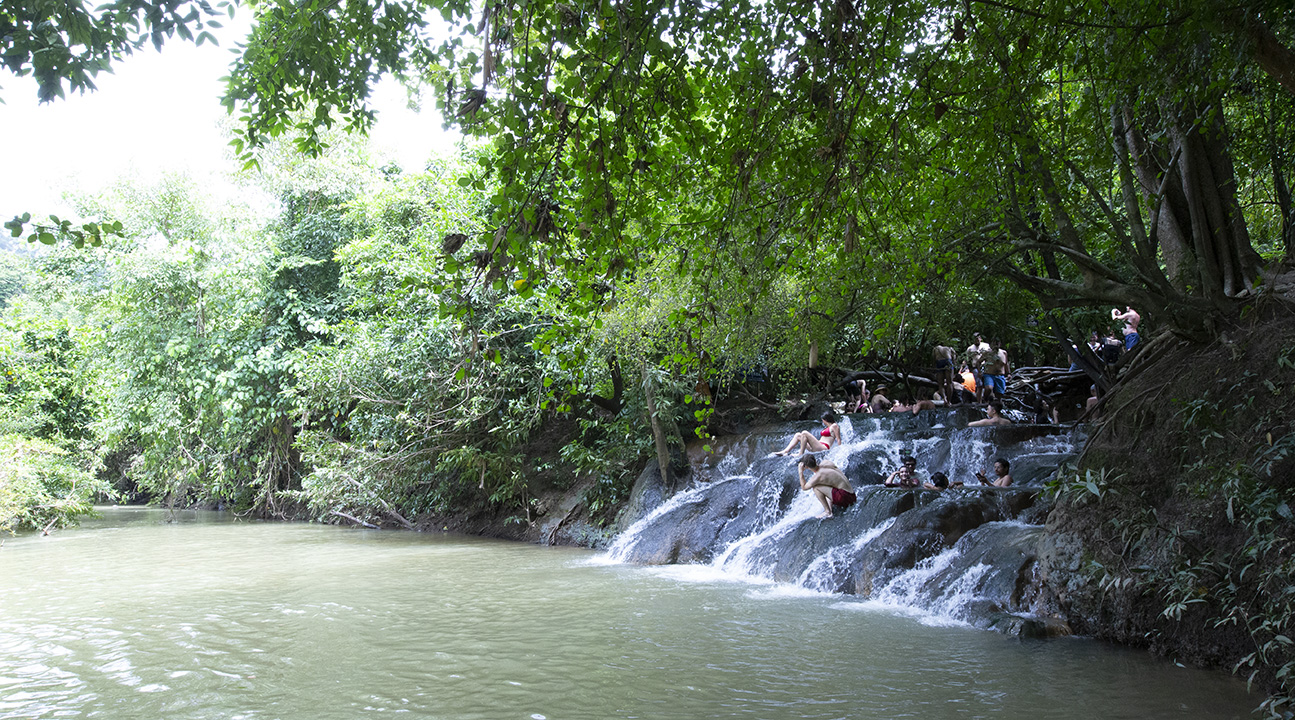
[[1269, 99, 1295, 261], [1162, 99, 1261, 304], [1123, 108, 1196, 292], [642, 361, 672, 490], [1278, 162, 1295, 263]]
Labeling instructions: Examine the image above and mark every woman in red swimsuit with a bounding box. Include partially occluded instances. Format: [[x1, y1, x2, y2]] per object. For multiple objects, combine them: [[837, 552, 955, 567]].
[[773, 411, 842, 456]]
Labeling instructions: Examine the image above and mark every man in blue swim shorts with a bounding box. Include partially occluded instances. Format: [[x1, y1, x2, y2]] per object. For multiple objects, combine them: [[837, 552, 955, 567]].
[[1113, 306, 1141, 350], [980, 339, 1009, 400]]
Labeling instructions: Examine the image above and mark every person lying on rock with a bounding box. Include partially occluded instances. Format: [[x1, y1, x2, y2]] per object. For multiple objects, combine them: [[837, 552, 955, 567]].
[[798, 454, 857, 519], [967, 400, 1012, 427], [889, 398, 933, 413], [975, 458, 1013, 487], [774, 411, 842, 456], [883, 455, 921, 488]]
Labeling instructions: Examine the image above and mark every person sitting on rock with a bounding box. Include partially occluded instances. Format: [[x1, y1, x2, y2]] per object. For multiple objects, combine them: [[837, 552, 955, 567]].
[[773, 410, 842, 456], [883, 455, 921, 488], [1031, 388, 1059, 424], [975, 458, 1013, 487], [968, 400, 1012, 427], [907, 397, 938, 415], [798, 454, 856, 519], [1101, 332, 1123, 365], [922, 471, 951, 490], [870, 386, 893, 412]]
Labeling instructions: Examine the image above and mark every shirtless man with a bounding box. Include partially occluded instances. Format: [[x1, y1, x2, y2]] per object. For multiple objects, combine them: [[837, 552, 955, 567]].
[[869, 386, 893, 413], [933, 343, 958, 404], [975, 458, 1013, 487], [798, 454, 857, 518], [1112, 306, 1141, 350], [965, 333, 991, 402], [968, 400, 1012, 427], [980, 339, 1010, 401]]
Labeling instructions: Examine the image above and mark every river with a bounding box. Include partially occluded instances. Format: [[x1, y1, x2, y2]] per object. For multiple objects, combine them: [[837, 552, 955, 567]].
[[0, 507, 1254, 719]]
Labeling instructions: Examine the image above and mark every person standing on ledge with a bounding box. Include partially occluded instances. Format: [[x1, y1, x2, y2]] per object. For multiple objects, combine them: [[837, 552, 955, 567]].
[[1112, 306, 1141, 350], [798, 454, 857, 519], [980, 339, 1010, 401], [933, 343, 958, 403]]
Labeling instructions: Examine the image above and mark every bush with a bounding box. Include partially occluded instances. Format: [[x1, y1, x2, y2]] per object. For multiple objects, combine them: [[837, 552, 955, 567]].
[[0, 434, 111, 533]]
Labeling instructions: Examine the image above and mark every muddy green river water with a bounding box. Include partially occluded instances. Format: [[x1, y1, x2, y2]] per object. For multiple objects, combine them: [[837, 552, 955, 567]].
[[0, 507, 1255, 719]]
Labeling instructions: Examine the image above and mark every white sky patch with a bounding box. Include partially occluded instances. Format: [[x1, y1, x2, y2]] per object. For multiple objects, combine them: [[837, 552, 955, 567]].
[[0, 16, 460, 223]]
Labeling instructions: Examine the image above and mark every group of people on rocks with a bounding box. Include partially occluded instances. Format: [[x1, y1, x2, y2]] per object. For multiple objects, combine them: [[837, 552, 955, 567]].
[[797, 450, 1014, 519], [881, 455, 1013, 490], [846, 331, 1013, 415], [787, 305, 1142, 518], [944, 332, 1011, 405], [781, 408, 1015, 519], [1072, 306, 1142, 370]]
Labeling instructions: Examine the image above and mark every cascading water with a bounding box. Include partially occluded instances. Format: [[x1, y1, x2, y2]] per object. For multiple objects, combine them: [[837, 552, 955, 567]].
[[601, 408, 1083, 631]]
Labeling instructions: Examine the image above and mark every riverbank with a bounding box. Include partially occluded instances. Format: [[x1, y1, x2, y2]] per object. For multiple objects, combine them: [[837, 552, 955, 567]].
[[1038, 306, 1295, 711]]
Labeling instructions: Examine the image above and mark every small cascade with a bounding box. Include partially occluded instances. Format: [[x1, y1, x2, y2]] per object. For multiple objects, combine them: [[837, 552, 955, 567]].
[[796, 518, 896, 594], [602, 409, 1084, 631], [604, 479, 717, 562]]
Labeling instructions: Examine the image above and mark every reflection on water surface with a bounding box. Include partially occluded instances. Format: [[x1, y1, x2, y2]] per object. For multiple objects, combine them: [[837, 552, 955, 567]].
[[0, 507, 1253, 719]]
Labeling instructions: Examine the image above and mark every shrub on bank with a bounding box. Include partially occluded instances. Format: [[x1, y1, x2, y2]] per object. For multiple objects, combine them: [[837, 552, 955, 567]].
[[0, 434, 109, 534]]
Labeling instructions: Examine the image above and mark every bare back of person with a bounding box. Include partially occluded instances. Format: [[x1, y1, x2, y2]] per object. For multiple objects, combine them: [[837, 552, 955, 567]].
[[798, 457, 856, 518]]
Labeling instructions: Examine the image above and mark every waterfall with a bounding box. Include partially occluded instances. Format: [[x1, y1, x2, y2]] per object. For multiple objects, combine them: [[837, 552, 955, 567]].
[[598, 409, 1083, 629]]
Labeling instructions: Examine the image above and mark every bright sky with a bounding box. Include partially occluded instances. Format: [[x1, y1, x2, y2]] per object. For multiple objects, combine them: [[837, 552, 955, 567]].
[[0, 17, 460, 223]]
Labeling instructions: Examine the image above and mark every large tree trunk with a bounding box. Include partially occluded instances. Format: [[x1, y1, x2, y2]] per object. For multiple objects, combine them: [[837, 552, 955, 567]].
[[1269, 101, 1295, 262], [1122, 108, 1196, 292], [1119, 97, 1263, 314], [1278, 162, 1295, 263], [1163, 99, 1263, 304]]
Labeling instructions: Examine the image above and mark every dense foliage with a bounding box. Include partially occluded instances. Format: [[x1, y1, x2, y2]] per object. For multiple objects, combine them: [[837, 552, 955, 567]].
[[2, 0, 1294, 712]]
